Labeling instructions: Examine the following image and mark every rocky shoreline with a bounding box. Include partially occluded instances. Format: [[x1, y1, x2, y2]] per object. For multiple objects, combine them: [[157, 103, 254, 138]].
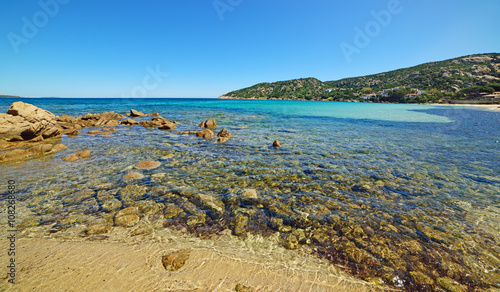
[[0, 102, 236, 164]]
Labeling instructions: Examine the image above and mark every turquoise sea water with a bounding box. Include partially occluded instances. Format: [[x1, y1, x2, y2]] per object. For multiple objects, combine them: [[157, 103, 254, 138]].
[[1, 98, 499, 290]]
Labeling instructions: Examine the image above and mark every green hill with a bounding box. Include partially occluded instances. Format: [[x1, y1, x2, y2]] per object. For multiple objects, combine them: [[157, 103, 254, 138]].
[[220, 53, 500, 104]]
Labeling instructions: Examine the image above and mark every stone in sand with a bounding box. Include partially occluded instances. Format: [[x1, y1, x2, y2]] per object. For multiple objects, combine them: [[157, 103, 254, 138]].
[[130, 109, 145, 117], [135, 160, 161, 170], [196, 129, 214, 139], [273, 140, 281, 148], [199, 118, 217, 128], [162, 249, 190, 271]]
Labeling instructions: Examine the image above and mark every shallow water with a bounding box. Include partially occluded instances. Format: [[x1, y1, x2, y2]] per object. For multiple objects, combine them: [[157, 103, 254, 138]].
[[1, 98, 499, 290]]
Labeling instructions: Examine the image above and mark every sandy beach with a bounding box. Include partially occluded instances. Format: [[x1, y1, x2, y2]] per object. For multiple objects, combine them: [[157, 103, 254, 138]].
[[431, 103, 500, 111], [0, 227, 384, 292]]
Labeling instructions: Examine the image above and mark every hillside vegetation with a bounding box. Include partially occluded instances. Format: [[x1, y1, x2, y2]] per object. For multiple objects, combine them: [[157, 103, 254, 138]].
[[220, 53, 500, 103]]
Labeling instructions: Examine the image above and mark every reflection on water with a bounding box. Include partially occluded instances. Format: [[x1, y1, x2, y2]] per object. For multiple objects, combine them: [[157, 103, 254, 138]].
[[1, 98, 499, 290]]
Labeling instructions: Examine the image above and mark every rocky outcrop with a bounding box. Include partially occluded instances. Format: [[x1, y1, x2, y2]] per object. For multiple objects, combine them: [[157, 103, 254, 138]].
[[1, 102, 62, 141]]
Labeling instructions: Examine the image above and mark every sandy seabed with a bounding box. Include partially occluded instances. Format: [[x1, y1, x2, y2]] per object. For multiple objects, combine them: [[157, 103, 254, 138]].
[[0, 227, 385, 292]]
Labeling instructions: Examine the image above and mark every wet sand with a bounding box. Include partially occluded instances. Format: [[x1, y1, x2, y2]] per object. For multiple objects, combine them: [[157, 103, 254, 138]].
[[0, 228, 385, 292]]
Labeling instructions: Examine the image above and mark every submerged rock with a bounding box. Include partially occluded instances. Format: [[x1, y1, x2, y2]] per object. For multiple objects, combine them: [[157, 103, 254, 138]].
[[135, 160, 161, 170], [162, 249, 190, 271], [123, 172, 144, 180], [164, 204, 184, 219], [114, 206, 140, 227]]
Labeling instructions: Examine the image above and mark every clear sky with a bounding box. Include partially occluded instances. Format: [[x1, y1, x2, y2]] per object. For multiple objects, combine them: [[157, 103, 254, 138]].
[[1, 0, 499, 98]]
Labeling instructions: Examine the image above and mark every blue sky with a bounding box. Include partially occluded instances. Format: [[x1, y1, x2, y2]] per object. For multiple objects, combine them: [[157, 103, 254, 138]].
[[1, 0, 499, 98]]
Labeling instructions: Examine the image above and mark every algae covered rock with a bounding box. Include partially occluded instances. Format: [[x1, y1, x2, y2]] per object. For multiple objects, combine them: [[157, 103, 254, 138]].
[[162, 249, 190, 271]]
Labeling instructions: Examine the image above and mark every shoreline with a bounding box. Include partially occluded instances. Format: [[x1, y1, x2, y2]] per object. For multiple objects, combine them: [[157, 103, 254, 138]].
[[0, 228, 384, 292]]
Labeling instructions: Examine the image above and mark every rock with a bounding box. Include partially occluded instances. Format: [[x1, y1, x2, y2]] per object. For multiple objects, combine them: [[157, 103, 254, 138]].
[[88, 130, 104, 134], [29, 143, 53, 154], [114, 206, 140, 227], [75, 150, 91, 157], [179, 131, 198, 134], [65, 129, 81, 136], [231, 213, 248, 235], [8, 136, 24, 142], [130, 109, 145, 117], [29, 135, 44, 142], [7, 101, 57, 123], [135, 160, 161, 170], [2, 102, 62, 140], [50, 144, 66, 153], [123, 172, 144, 180], [139, 121, 157, 128], [196, 129, 214, 139], [57, 114, 77, 123], [164, 204, 184, 219], [186, 212, 206, 226], [241, 189, 258, 200], [0, 113, 31, 140], [217, 128, 231, 142], [234, 284, 256, 292], [158, 122, 177, 130], [282, 234, 299, 250], [199, 118, 217, 129], [189, 193, 225, 219], [61, 155, 79, 162], [104, 120, 120, 127], [0, 149, 29, 162], [273, 140, 281, 148], [162, 249, 190, 271], [120, 118, 139, 126]]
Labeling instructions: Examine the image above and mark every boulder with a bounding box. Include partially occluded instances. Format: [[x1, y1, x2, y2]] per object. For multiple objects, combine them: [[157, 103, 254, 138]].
[[199, 118, 217, 129], [130, 109, 145, 117], [64, 129, 81, 136], [273, 140, 281, 148], [57, 114, 77, 123], [196, 129, 214, 139], [61, 155, 79, 162], [7, 101, 57, 123]]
